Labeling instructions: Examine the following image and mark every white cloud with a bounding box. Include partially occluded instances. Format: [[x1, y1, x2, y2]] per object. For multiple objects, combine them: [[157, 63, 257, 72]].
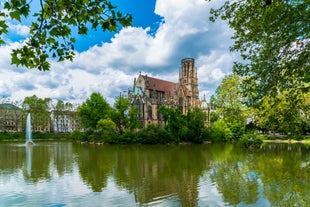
[[8, 23, 30, 36], [0, 0, 234, 105]]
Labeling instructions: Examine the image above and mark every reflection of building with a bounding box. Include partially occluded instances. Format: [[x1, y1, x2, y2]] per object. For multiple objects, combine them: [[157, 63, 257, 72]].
[[0, 103, 23, 132], [129, 58, 206, 127]]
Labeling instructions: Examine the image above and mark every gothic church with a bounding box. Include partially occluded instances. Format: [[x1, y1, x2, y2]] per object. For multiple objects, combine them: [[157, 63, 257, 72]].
[[129, 58, 207, 127]]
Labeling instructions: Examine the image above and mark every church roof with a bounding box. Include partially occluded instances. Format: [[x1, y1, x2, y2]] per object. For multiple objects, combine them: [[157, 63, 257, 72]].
[[143, 75, 178, 95]]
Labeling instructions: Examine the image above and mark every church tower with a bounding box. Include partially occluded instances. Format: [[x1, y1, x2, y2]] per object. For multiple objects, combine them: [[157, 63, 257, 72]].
[[178, 58, 199, 113]]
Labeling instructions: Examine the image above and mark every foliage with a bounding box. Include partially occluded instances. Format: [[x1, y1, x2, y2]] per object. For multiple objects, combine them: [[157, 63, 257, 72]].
[[210, 111, 220, 123], [96, 118, 117, 143], [158, 106, 208, 143], [77, 92, 111, 130], [116, 129, 137, 144], [23, 95, 52, 132], [110, 96, 130, 134], [208, 119, 232, 142], [136, 124, 173, 144], [126, 106, 142, 130], [238, 134, 263, 148], [186, 107, 208, 143], [71, 130, 83, 141], [210, 74, 246, 125], [229, 122, 245, 140], [0, 0, 132, 70], [208, 0, 310, 102], [256, 90, 309, 135]]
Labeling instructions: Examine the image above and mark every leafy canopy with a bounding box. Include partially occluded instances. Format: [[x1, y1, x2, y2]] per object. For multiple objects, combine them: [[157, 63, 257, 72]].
[[0, 0, 132, 70], [208, 0, 310, 101]]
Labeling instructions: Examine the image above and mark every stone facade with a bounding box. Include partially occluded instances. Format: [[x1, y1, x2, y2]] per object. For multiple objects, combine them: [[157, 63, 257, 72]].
[[129, 58, 204, 128]]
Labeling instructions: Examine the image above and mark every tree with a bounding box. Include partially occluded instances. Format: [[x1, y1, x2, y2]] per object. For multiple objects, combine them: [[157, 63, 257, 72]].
[[77, 92, 111, 130], [158, 106, 187, 142], [186, 107, 207, 143], [22, 95, 52, 132], [126, 105, 141, 131], [210, 73, 246, 125], [110, 96, 130, 134], [208, 0, 310, 102], [0, 0, 132, 70], [256, 90, 309, 135], [96, 118, 116, 143]]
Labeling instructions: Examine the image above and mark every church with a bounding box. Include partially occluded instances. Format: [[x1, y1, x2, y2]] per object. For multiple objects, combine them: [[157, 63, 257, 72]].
[[128, 58, 209, 128]]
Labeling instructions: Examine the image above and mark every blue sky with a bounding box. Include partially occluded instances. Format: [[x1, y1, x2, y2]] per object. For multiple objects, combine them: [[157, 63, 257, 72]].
[[0, 0, 236, 105]]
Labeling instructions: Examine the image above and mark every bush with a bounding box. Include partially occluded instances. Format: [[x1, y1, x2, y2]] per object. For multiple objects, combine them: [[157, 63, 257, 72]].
[[117, 130, 137, 144], [229, 122, 245, 140], [208, 119, 232, 142], [238, 134, 263, 148], [71, 130, 83, 141], [136, 124, 173, 144]]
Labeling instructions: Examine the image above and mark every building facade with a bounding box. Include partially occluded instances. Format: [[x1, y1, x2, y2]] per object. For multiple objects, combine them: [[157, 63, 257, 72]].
[[0, 103, 23, 132], [129, 58, 203, 128]]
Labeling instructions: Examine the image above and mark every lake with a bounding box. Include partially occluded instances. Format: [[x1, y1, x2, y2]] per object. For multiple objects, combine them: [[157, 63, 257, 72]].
[[0, 141, 310, 206]]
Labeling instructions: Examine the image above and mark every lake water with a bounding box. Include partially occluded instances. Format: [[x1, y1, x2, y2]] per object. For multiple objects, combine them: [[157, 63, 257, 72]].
[[1, 141, 310, 207]]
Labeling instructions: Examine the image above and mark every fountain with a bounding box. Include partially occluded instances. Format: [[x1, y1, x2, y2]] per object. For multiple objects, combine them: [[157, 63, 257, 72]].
[[25, 113, 34, 146]]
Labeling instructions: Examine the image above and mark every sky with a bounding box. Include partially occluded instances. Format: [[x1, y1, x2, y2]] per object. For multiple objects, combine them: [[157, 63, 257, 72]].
[[0, 0, 237, 106]]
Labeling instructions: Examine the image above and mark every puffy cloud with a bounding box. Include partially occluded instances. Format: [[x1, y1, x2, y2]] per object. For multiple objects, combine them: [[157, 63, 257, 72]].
[[8, 23, 30, 36], [0, 0, 234, 105]]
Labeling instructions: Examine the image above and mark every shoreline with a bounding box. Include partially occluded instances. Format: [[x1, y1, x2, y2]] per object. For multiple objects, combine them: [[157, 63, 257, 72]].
[[263, 139, 310, 144]]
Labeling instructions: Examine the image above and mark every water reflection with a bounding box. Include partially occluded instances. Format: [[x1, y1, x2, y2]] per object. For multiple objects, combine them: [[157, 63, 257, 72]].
[[25, 145, 33, 176], [1, 142, 310, 206]]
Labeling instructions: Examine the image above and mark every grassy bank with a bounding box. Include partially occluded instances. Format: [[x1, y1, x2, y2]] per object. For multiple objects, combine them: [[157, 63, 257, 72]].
[[0, 132, 72, 141]]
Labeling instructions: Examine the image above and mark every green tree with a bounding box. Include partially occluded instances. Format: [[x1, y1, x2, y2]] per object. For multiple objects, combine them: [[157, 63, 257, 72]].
[[186, 107, 207, 143], [210, 73, 246, 125], [1, 0, 132, 70], [208, 0, 310, 101], [77, 92, 111, 130], [110, 96, 130, 134], [208, 119, 232, 142], [256, 90, 309, 135], [158, 106, 186, 142], [126, 105, 141, 131], [22, 95, 52, 132], [96, 118, 116, 143]]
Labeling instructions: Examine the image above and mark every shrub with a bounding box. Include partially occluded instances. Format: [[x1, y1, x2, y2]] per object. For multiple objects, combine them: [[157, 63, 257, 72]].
[[117, 130, 137, 144], [229, 122, 245, 141], [208, 119, 232, 142], [71, 130, 83, 141], [136, 124, 173, 144], [238, 134, 263, 148]]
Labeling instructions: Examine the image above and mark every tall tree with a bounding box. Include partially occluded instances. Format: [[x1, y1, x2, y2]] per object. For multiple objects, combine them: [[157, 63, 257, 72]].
[[77, 92, 111, 130], [208, 0, 310, 102], [22, 95, 52, 132], [111, 96, 130, 134], [256, 90, 310, 134], [0, 0, 132, 70], [210, 73, 246, 125]]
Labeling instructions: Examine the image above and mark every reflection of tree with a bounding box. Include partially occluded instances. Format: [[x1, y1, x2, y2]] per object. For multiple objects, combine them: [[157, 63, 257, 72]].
[[73, 144, 114, 192], [209, 145, 259, 205], [209, 143, 310, 206], [0, 142, 75, 183], [110, 145, 211, 206], [51, 141, 74, 176], [255, 144, 310, 206]]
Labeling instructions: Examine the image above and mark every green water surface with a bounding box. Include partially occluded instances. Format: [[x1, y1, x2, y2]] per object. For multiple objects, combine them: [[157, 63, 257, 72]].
[[0, 141, 309, 206]]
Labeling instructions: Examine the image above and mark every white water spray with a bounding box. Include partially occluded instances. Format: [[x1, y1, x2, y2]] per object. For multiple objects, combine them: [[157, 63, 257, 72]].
[[25, 113, 33, 146]]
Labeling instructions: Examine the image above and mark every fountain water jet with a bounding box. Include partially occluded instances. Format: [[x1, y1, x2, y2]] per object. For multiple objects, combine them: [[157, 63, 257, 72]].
[[25, 113, 34, 146]]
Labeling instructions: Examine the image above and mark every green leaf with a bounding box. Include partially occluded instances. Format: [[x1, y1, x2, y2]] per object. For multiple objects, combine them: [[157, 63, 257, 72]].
[[10, 11, 21, 21]]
